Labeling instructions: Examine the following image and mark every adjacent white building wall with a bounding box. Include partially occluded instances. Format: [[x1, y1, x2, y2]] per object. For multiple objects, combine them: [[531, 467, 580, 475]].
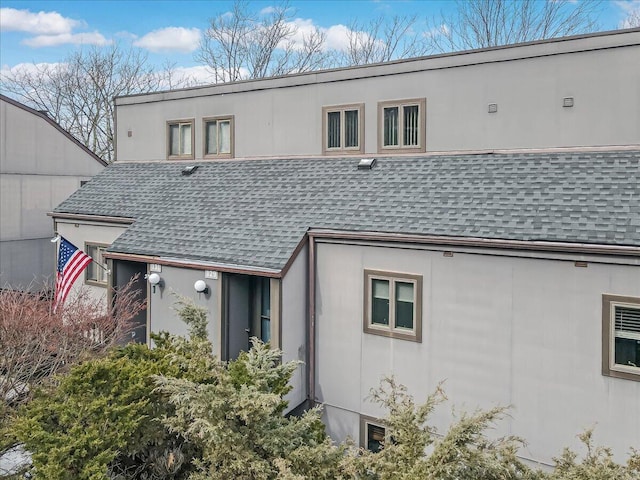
[[281, 244, 308, 412], [314, 240, 640, 465], [115, 30, 640, 162], [0, 96, 104, 290]]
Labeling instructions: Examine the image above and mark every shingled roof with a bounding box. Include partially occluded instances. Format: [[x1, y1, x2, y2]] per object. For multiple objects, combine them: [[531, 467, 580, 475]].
[[54, 150, 640, 271]]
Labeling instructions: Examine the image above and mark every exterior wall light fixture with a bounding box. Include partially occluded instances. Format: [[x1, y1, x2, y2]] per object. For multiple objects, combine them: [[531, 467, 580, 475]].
[[146, 272, 164, 293], [194, 279, 209, 295]]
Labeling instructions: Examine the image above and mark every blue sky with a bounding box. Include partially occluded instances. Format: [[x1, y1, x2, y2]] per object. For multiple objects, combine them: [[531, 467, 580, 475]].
[[1, 0, 638, 81]]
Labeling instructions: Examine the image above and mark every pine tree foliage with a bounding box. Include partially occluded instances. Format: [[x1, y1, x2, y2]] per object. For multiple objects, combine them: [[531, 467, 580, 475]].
[[156, 337, 346, 480]]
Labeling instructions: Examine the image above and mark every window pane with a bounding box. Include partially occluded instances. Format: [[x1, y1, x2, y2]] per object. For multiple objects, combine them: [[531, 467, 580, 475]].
[[180, 124, 192, 155], [206, 121, 218, 155], [219, 120, 231, 154], [615, 337, 640, 368], [97, 248, 107, 283], [86, 245, 97, 281], [327, 111, 341, 148], [261, 278, 270, 318], [345, 110, 358, 148], [169, 124, 179, 155], [367, 424, 385, 453], [403, 105, 419, 146], [395, 282, 414, 329], [371, 279, 389, 325], [261, 317, 271, 343], [383, 107, 398, 146]]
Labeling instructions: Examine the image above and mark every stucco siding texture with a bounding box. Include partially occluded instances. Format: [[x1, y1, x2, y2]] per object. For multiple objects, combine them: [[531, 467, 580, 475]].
[[53, 150, 640, 270]]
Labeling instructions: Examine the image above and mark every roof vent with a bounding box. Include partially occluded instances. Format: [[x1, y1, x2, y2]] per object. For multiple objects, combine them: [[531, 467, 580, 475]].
[[357, 158, 376, 170], [181, 165, 200, 176]]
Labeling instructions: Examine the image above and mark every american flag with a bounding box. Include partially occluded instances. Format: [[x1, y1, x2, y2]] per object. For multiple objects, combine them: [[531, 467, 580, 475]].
[[53, 237, 92, 312]]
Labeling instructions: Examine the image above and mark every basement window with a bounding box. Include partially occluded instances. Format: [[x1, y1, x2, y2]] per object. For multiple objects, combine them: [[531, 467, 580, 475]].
[[360, 416, 387, 453], [602, 294, 640, 381]]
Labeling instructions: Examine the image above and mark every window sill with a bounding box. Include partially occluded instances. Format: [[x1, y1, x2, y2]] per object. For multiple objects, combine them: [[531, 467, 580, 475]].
[[364, 325, 421, 342]]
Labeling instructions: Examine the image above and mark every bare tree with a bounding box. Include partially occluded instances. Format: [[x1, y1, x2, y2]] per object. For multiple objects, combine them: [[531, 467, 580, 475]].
[[0, 277, 144, 410], [621, 8, 640, 28], [0, 45, 198, 162], [427, 0, 602, 52], [341, 14, 431, 66], [195, 0, 329, 82]]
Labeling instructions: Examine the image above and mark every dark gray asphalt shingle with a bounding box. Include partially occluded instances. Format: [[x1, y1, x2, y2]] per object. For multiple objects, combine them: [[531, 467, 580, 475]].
[[54, 151, 640, 270]]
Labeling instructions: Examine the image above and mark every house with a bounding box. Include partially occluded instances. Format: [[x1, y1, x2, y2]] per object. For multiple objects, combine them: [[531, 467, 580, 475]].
[[0, 94, 106, 291], [51, 28, 640, 467]]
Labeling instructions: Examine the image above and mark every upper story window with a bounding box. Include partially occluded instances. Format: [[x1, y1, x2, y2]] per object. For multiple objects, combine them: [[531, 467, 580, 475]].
[[603, 294, 640, 381], [322, 104, 364, 155], [204, 116, 234, 158], [364, 269, 422, 342], [167, 119, 194, 159], [377, 98, 426, 154], [85, 243, 108, 287]]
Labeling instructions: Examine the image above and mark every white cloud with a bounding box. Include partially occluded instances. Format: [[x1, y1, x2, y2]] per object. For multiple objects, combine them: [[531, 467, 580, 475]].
[[0, 61, 66, 81], [324, 24, 357, 52], [133, 27, 201, 53], [23, 32, 111, 47], [259, 6, 277, 15], [277, 18, 364, 53], [0, 7, 81, 35]]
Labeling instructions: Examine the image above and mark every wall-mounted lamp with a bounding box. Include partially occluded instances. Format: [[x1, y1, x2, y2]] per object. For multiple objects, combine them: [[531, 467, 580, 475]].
[[146, 272, 164, 293], [194, 279, 209, 295]]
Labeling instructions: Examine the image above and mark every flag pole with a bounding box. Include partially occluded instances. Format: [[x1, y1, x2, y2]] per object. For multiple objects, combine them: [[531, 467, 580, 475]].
[[51, 234, 110, 273]]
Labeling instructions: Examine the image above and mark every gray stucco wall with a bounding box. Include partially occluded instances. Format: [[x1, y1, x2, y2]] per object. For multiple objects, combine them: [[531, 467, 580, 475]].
[[282, 244, 308, 411], [1, 98, 104, 290], [314, 240, 640, 465], [116, 31, 640, 162], [148, 265, 220, 354]]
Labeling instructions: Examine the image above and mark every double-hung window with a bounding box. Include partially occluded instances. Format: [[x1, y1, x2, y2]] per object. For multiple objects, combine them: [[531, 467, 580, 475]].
[[322, 104, 364, 154], [204, 116, 234, 158], [167, 119, 194, 159], [364, 269, 422, 342], [378, 98, 426, 153], [85, 243, 108, 286], [602, 294, 640, 381]]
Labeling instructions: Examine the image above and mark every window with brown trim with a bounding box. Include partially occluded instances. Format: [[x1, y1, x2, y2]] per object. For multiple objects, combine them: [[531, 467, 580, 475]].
[[377, 98, 426, 154], [359, 415, 387, 453], [85, 243, 108, 287], [603, 294, 640, 381], [364, 269, 422, 342], [204, 116, 234, 158], [322, 104, 364, 155], [167, 119, 194, 159]]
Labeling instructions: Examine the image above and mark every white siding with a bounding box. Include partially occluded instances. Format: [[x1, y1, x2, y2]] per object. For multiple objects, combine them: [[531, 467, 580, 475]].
[[282, 244, 308, 412], [314, 241, 640, 465], [116, 32, 640, 161]]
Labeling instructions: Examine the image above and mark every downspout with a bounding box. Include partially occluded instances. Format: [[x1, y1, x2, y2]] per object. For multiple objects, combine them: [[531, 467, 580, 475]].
[[307, 232, 316, 407]]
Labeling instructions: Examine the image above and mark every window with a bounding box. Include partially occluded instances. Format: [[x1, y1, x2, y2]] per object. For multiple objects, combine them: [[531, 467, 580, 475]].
[[603, 294, 640, 381], [204, 116, 234, 158], [377, 98, 426, 153], [259, 277, 271, 344], [85, 243, 108, 286], [360, 416, 387, 453], [322, 104, 364, 154], [167, 119, 194, 159], [364, 269, 422, 342]]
